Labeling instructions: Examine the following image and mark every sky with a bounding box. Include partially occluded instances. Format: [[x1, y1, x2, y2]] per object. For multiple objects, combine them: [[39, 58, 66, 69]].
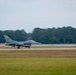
[[0, 0, 76, 33]]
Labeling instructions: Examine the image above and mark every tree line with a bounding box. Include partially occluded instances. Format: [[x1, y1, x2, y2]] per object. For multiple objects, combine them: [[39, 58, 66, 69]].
[[0, 29, 27, 43], [0, 26, 76, 44]]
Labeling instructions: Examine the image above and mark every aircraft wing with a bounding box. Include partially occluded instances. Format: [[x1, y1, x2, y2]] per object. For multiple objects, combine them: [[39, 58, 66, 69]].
[[24, 40, 41, 45]]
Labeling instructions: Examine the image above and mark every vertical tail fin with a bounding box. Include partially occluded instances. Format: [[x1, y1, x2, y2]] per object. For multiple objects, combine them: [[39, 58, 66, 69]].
[[4, 35, 13, 43]]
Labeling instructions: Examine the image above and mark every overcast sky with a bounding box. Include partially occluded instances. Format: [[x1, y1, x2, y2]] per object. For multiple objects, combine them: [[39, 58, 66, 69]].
[[0, 0, 76, 32]]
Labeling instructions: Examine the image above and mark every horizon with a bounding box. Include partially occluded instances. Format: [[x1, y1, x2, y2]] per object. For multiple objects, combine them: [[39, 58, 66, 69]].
[[0, 26, 76, 33]]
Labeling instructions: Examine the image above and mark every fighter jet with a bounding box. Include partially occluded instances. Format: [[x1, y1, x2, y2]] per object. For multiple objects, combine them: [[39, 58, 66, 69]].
[[4, 35, 40, 49]]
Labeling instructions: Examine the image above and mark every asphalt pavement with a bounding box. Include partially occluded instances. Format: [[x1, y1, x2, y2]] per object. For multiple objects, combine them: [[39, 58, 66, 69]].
[[0, 47, 76, 50]]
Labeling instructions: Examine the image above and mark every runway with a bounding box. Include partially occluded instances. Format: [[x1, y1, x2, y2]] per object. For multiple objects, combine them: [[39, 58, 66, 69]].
[[0, 44, 76, 50], [0, 48, 76, 50]]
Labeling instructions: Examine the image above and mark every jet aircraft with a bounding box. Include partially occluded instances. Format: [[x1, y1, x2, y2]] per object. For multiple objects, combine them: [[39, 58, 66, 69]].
[[4, 35, 40, 49]]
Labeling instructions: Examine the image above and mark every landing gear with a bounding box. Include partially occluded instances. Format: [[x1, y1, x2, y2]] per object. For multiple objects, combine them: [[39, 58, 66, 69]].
[[17, 46, 20, 49], [25, 46, 30, 48]]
